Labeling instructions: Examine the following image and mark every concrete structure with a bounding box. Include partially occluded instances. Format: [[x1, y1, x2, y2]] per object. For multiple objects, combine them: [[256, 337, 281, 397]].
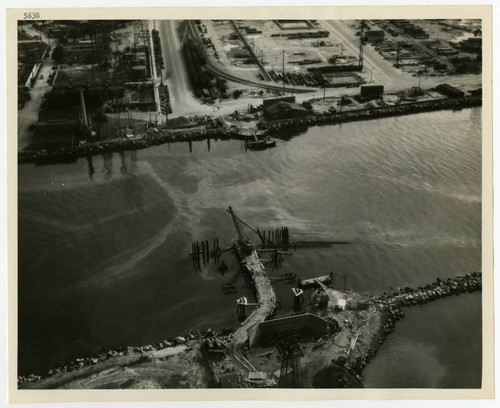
[[248, 313, 330, 347], [226, 207, 276, 361]]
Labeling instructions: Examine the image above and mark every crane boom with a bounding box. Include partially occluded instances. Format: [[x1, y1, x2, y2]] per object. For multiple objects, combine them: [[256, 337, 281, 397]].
[[227, 206, 246, 241]]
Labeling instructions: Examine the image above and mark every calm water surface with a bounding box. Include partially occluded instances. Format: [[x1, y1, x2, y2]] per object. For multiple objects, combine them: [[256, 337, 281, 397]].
[[18, 108, 482, 387]]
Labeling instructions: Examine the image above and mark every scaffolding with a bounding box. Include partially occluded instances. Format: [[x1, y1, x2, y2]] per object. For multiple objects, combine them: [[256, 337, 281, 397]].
[[277, 336, 303, 388]]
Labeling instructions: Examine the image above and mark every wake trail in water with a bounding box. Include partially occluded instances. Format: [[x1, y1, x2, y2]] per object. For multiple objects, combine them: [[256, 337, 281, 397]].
[[370, 174, 481, 204], [67, 162, 192, 291]]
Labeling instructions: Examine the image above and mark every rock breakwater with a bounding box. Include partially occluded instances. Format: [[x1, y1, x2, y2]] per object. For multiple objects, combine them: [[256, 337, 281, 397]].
[[18, 96, 481, 165]]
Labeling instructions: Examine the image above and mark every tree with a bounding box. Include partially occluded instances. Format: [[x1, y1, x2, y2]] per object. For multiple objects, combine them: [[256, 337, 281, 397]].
[[52, 45, 64, 64]]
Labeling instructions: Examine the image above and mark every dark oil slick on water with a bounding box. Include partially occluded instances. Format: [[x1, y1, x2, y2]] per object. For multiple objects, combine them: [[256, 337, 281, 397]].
[[18, 108, 482, 387]]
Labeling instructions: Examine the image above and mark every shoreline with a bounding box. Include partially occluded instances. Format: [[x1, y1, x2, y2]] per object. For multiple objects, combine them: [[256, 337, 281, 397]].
[[18, 96, 481, 165], [18, 271, 482, 388], [345, 272, 482, 386]]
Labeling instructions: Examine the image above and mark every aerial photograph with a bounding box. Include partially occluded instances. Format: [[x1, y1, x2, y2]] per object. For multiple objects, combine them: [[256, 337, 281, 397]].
[[16, 17, 483, 389]]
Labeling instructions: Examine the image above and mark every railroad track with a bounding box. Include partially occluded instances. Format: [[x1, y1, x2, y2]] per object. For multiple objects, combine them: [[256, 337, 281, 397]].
[[185, 20, 316, 95], [205, 59, 315, 95]]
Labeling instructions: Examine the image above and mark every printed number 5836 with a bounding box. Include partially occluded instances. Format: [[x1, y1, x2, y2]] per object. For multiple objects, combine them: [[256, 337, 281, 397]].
[[23, 12, 40, 19]]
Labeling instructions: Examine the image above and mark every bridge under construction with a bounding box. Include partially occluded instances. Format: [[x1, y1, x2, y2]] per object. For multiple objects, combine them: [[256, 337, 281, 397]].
[[226, 206, 277, 359]]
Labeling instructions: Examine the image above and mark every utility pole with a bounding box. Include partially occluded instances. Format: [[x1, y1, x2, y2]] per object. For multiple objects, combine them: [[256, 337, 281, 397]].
[[395, 42, 401, 67], [358, 40, 363, 68], [282, 50, 285, 93], [358, 21, 364, 68]]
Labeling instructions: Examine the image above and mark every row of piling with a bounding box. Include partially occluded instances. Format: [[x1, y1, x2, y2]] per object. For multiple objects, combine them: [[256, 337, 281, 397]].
[[262, 226, 290, 249], [191, 237, 222, 271]]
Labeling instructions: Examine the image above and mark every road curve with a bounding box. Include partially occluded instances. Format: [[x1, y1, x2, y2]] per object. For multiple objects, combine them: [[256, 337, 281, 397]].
[[184, 20, 316, 94]]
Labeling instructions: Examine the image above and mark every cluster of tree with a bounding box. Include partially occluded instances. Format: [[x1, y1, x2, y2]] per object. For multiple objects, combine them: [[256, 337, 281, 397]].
[[52, 45, 64, 64]]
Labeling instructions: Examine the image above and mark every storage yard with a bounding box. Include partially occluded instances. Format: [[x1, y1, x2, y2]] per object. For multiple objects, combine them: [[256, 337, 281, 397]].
[[17, 18, 482, 152], [364, 19, 482, 76], [16, 18, 482, 157], [197, 19, 365, 90], [191, 18, 481, 95]]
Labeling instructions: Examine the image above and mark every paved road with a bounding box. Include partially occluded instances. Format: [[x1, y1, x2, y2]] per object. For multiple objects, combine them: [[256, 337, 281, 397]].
[[323, 20, 415, 90], [17, 24, 55, 150], [18, 62, 54, 150], [147, 21, 161, 114], [158, 20, 212, 116], [21, 24, 53, 47]]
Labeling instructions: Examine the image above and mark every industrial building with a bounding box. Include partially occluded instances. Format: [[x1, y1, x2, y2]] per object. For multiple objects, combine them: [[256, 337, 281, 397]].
[[63, 40, 98, 54], [31, 117, 80, 148], [460, 37, 482, 51], [262, 101, 311, 121], [360, 84, 384, 99], [436, 83, 465, 99], [365, 30, 385, 43], [262, 95, 297, 108]]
